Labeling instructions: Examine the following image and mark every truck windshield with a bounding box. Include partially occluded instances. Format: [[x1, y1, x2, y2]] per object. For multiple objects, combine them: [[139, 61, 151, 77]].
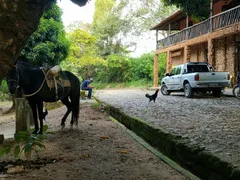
[[187, 65, 209, 73]]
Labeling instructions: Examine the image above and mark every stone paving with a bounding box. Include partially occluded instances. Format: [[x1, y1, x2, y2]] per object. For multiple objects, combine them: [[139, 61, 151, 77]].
[[95, 89, 240, 169]]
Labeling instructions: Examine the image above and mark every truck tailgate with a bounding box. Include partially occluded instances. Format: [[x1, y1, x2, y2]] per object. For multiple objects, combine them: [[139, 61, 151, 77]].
[[199, 72, 228, 82]]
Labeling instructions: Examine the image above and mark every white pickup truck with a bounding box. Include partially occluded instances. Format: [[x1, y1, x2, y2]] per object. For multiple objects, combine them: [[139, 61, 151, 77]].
[[160, 62, 230, 98]]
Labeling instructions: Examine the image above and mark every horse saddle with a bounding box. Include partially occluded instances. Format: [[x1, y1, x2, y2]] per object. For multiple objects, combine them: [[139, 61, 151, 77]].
[[41, 66, 71, 89]]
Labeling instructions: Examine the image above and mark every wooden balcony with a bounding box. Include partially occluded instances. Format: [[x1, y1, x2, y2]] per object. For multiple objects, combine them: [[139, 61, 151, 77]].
[[157, 5, 240, 50]]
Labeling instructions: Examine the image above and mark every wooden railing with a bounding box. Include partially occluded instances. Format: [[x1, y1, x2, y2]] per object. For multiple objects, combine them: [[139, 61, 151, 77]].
[[157, 5, 240, 49]]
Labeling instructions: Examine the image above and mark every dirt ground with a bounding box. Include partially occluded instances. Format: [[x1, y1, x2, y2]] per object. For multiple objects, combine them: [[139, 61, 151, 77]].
[[0, 100, 189, 180]]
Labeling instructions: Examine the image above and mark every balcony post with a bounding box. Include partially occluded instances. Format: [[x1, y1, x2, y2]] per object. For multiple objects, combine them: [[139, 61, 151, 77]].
[[210, 0, 213, 32], [154, 54, 159, 87], [168, 23, 171, 36], [167, 51, 172, 73]]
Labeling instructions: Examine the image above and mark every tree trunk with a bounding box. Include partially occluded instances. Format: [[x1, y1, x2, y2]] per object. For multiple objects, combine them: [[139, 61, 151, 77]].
[[0, 0, 88, 81]]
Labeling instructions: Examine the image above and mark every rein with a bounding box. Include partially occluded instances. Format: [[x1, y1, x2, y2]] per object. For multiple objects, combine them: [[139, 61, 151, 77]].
[[23, 78, 46, 97]]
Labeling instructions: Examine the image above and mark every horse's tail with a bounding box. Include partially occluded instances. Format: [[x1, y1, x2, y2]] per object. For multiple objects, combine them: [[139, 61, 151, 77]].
[[73, 87, 80, 125]]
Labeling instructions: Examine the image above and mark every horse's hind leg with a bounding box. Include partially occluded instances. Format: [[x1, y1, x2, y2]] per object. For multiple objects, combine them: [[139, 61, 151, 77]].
[[28, 101, 39, 134], [37, 101, 44, 134], [60, 97, 72, 128]]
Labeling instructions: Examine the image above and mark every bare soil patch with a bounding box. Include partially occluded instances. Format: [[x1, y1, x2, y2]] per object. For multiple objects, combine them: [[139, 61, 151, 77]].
[[0, 101, 188, 180]]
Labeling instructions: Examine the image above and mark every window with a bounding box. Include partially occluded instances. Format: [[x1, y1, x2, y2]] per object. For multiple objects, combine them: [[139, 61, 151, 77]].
[[187, 65, 209, 73], [175, 67, 181, 75], [171, 67, 176, 75], [171, 66, 181, 75]]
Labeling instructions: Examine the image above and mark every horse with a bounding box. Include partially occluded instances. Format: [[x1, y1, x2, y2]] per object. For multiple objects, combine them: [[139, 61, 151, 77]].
[[6, 61, 80, 134]]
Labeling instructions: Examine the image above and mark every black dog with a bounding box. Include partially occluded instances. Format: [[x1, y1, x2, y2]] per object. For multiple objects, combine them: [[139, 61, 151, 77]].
[[145, 89, 159, 103]]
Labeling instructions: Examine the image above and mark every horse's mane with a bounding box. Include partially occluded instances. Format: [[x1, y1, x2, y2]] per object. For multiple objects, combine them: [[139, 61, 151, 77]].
[[16, 61, 35, 68]]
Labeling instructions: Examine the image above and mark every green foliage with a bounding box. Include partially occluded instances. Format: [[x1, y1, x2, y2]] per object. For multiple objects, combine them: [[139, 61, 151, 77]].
[[62, 27, 104, 79], [0, 125, 53, 159], [92, 102, 101, 109], [92, 0, 131, 58], [0, 80, 8, 94], [162, 0, 211, 20], [0, 80, 11, 101], [94, 52, 166, 86], [106, 54, 129, 82], [93, 0, 115, 23], [128, 53, 155, 81], [158, 53, 167, 82], [119, 0, 176, 35], [20, 2, 70, 66]]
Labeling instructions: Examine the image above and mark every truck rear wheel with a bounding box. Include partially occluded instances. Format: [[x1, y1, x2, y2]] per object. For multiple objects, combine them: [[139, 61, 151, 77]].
[[184, 83, 194, 98], [233, 86, 240, 98], [161, 85, 171, 95], [212, 90, 221, 97]]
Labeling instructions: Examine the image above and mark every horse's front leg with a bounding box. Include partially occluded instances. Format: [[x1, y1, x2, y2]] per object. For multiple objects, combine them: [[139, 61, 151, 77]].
[[28, 101, 39, 134], [37, 101, 44, 134]]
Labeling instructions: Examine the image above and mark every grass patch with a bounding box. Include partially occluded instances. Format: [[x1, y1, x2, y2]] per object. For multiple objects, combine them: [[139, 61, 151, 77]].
[[44, 101, 63, 110], [92, 102, 101, 109], [93, 79, 153, 89]]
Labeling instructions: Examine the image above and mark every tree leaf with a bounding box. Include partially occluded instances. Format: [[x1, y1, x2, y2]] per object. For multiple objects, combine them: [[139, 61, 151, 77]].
[[14, 145, 20, 158], [33, 141, 46, 149]]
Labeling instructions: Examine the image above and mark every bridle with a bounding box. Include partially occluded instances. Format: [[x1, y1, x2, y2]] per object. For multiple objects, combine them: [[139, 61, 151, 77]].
[[7, 65, 20, 93], [7, 64, 46, 97]]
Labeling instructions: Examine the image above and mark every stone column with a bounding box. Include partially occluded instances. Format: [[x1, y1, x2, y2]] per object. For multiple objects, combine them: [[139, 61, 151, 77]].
[[154, 54, 159, 87], [208, 39, 214, 66], [15, 98, 32, 134], [184, 46, 190, 63], [167, 51, 172, 73], [226, 35, 236, 87]]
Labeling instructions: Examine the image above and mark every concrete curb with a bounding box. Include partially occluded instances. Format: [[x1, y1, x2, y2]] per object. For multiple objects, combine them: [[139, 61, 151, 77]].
[[95, 98, 240, 180]]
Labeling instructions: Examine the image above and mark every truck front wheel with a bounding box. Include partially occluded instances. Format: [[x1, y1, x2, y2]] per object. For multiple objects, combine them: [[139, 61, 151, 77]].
[[184, 83, 194, 98], [161, 84, 171, 95]]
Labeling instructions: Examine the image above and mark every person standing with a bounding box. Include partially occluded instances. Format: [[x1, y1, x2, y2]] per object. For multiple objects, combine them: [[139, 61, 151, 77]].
[[81, 78, 94, 99]]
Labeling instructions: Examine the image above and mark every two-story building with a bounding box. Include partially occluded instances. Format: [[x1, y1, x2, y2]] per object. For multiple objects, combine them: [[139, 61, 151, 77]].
[[151, 0, 240, 87]]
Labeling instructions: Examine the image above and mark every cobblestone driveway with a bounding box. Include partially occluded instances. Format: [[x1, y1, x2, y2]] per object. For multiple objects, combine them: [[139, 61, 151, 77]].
[[95, 89, 240, 168]]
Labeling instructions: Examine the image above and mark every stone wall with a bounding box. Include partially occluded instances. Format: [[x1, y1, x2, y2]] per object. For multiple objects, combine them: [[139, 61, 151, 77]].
[[226, 35, 236, 86], [215, 38, 226, 71]]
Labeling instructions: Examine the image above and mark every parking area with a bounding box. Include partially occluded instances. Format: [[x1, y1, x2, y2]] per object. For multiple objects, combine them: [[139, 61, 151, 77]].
[[95, 89, 240, 169]]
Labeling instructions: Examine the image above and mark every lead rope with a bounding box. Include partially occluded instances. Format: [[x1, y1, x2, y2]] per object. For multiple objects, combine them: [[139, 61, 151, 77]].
[[23, 77, 46, 97]]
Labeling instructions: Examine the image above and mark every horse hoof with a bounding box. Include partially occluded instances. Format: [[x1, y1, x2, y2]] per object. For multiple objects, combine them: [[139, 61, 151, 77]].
[[32, 130, 38, 134], [61, 124, 65, 129], [70, 124, 73, 129]]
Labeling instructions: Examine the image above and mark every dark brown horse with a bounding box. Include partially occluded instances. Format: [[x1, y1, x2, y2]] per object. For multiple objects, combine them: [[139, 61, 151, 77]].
[[6, 61, 80, 134]]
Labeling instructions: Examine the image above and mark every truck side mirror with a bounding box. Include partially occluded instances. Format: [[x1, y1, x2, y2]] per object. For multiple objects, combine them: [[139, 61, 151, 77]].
[[184, 69, 187, 74]]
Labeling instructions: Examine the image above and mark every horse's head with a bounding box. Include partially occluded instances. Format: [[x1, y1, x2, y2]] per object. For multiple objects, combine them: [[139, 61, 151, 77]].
[[6, 65, 19, 94]]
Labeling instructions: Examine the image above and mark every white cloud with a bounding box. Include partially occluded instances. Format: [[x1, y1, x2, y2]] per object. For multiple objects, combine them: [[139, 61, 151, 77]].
[[57, 0, 95, 26]]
